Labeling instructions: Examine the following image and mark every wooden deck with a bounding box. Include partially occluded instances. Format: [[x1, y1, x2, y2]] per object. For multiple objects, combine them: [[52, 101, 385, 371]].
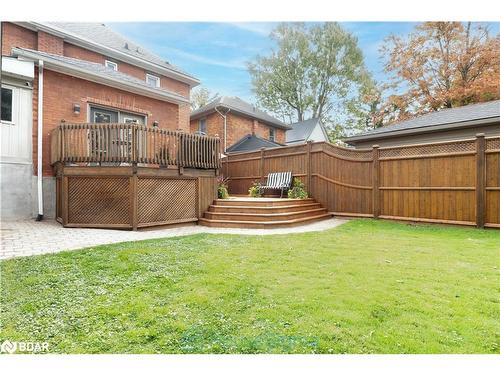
[[51, 123, 220, 230]]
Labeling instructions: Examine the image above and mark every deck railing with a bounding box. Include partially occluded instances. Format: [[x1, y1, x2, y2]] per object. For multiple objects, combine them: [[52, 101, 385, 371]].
[[50, 123, 221, 169]]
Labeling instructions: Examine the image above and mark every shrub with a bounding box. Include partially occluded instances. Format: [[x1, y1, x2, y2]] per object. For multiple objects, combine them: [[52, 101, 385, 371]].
[[287, 178, 308, 199], [217, 176, 229, 199], [248, 181, 262, 197]]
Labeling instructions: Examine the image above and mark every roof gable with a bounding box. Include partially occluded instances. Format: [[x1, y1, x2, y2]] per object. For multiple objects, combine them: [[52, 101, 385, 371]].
[[191, 96, 291, 130], [226, 134, 283, 153], [286, 118, 323, 143]]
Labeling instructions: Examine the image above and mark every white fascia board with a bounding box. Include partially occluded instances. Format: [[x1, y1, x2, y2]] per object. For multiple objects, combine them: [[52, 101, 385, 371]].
[[13, 49, 189, 105], [1, 57, 34, 80], [15, 22, 200, 87]]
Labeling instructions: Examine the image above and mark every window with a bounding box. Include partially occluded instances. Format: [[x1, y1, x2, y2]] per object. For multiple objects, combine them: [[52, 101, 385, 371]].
[[105, 60, 118, 71], [269, 128, 275, 142], [199, 119, 207, 134], [146, 73, 160, 88], [1, 87, 13, 122]]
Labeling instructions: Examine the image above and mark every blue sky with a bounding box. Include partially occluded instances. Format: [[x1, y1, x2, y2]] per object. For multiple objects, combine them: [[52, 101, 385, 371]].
[[109, 22, 498, 102]]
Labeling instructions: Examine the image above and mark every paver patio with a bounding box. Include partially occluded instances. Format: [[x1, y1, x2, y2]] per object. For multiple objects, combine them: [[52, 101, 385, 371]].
[[0, 218, 347, 259]]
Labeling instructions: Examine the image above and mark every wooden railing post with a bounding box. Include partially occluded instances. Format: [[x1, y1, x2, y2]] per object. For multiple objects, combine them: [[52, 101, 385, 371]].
[[372, 145, 380, 219], [476, 133, 486, 228], [260, 147, 265, 183], [306, 141, 312, 194]]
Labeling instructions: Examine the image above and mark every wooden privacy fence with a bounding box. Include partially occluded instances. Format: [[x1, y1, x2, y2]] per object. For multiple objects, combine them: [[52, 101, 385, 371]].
[[222, 134, 500, 228], [51, 122, 221, 169]]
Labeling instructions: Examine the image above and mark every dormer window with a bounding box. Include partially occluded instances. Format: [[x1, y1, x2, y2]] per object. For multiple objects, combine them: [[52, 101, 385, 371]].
[[146, 73, 160, 88], [105, 60, 118, 71]]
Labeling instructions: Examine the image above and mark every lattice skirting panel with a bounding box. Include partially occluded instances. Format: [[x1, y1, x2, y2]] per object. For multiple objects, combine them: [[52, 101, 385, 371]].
[[68, 177, 130, 225], [137, 178, 197, 225]]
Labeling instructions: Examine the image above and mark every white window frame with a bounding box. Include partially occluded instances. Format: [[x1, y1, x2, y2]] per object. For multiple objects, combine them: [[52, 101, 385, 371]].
[[1, 85, 15, 125], [146, 73, 160, 88], [105, 60, 118, 71], [269, 128, 275, 142], [199, 118, 207, 134]]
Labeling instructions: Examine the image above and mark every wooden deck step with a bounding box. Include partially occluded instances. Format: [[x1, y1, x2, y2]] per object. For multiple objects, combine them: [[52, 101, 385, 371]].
[[198, 213, 333, 229], [213, 198, 315, 207], [204, 208, 327, 222], [208, 202, 322, 214]]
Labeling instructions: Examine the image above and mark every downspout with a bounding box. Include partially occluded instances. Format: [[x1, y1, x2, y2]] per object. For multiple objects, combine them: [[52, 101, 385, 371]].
[[214, 105, 230, 153], [35, 60, 44, 221]]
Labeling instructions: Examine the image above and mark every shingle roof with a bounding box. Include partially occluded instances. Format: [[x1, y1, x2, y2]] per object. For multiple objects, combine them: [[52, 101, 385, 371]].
[[226, 134, 283, 153], [191, 96, 291, 130], [344, 100, 500, 142], [13, 48, 188, 103], [286, 118, 325, 144], [43, 22, 195, 80]]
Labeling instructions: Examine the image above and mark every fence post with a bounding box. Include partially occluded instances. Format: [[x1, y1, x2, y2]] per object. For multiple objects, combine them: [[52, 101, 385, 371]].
[[476, 133, 486, 228], [260, 147, 265, 183], [306, 141, 312, 194], [372, 145, 380, 219]]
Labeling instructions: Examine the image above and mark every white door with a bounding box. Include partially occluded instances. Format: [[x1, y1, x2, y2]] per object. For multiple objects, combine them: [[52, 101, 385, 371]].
[[0, 84, 33, 163]]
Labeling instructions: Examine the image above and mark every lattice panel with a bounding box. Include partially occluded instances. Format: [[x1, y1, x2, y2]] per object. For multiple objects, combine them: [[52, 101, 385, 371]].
[[486, 137, 500, 151], [68, 177, 130, 224], [137, 178, 196, 224], [323, 144, 372, 160], [380, 140, 475, 158]]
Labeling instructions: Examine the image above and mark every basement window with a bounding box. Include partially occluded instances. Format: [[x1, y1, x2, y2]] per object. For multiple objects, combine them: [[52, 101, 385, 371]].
[[105, 60, 118, 71], [146, 73, 160, 88], [1, 87, 13, 123]]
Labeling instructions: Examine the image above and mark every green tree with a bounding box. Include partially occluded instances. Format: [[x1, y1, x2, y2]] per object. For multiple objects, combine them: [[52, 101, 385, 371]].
[[190, 86, 218, 111], [248, 22, 374, 140]]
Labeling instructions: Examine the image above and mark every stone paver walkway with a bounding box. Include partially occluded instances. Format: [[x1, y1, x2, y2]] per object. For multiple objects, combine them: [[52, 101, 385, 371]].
[[0, 218, 347, 260]]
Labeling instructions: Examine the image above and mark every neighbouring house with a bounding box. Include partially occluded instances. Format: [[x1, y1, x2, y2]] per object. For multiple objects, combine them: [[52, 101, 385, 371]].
[[190, 96, 291, 153], [285, 118, 329, 145], [343, 100, 500, 148], [225, 134, 283, 153], [0, 22, 200, 220]]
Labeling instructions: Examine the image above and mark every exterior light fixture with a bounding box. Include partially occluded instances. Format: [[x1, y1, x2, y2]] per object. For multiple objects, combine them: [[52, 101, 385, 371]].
[[73, 103, 81, 115], [153, 121, 159, 128]]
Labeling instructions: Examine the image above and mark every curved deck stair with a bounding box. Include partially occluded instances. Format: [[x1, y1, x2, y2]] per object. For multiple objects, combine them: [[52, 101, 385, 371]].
[[199, 197, 332, 228]]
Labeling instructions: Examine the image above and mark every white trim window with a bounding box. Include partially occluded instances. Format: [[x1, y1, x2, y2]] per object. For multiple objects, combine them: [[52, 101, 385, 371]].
[[269, 128, 275, 142], [146, 73, 160, 88], [1, 87, 13, 123], [199, 118, 207, 134], [105, 60, 118, 71]]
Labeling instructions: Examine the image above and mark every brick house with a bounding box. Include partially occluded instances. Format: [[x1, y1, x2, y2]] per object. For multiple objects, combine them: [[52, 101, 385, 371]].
[[190, 96, 291, 153], [0, 22, 200, 220]]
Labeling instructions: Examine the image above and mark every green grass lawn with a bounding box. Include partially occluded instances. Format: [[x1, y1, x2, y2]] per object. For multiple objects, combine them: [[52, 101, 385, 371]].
[[1, 219, 499, 354]]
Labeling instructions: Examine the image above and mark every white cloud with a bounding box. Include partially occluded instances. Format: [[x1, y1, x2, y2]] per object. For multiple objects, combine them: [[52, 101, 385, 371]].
[[157, 46, 247, 69], [230, 22, 276, 36]]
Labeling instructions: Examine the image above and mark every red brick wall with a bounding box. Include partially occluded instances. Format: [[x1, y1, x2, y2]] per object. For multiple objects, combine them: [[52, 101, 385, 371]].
[[1, 22, 37, 55], [37, 31, 63, 54], [35, 69, 182, 176], [190, 111, 286, 150]]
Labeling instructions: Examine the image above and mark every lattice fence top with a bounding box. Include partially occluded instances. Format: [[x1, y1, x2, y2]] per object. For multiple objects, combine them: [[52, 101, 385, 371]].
[[380, 140, 476, 158], [486, 137, 500, 151], [326, 144, 373, 160]]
